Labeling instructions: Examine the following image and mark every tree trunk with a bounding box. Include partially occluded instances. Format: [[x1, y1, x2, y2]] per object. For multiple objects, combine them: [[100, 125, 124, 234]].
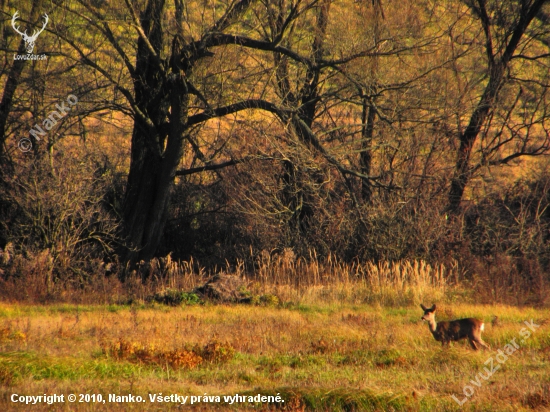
[[447, 0, 547, 214], [274, 0, 331, 236], [359, 0, 382, 203], [124, 72, 188, 262], [122, 121, 166, 263], [447, 64, 504, 213], [0, 0, 43, 163], [122, 0, 173, 264], [121, 0, 255, 264], [360, 99, 376, 202]]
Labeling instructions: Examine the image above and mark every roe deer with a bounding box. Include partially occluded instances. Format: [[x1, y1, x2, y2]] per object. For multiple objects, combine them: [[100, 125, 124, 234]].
[[420, 304, 490, 350]]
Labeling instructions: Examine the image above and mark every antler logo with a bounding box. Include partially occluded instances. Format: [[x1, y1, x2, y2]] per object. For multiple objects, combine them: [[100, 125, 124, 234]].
[[11, 11, 49, 54]]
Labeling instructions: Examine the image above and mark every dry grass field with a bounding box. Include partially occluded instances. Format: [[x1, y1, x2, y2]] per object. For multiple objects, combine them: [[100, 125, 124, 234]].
[[1, 285, 549, 411]]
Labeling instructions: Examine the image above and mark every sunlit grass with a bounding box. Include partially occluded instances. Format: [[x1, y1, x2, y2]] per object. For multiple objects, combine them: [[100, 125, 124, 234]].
[[0, 299, 548, 411]]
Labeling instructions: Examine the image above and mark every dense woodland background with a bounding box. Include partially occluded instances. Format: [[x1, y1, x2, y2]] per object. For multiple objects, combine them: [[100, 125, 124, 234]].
[[0, 0, 549, 303]]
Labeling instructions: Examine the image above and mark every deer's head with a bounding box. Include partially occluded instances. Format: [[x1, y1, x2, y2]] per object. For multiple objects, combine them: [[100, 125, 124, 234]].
[[420, 304, 436, 322], [11, 11, 49, 54]]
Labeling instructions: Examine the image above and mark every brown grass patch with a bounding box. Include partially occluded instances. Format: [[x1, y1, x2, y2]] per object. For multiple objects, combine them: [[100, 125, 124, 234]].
[[102, 337, 234, 369]]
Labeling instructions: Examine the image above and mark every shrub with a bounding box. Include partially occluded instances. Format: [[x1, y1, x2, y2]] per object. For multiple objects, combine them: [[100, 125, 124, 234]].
[[103, 338, 234, 369], [147, 289, 202, 306], [0, 155, 120, 294]]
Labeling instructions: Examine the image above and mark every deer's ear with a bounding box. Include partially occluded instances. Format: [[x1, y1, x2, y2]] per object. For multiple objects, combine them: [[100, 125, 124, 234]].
[[420, 304, 427, 310], [431, 304, 437, 311]]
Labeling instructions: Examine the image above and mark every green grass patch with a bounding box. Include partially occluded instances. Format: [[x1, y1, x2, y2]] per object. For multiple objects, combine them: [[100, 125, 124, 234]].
[[237, 387, 417, 411], [0, 351, 144, 382]]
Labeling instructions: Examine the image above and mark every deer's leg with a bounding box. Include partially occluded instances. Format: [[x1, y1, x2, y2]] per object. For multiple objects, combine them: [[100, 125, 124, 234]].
[[472, 330, 491, 350], [476, 339, 490, 350]]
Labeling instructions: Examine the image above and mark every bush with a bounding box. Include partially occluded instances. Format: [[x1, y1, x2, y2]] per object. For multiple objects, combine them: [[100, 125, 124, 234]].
[[103, 338, 235, 368], [147, 289, 202, 306], [0, 154, 120, 296]]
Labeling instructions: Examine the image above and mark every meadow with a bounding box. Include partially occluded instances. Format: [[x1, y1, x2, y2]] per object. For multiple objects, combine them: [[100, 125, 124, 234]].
[[2, 1, 550, 410], [1, 260, 549, 411]]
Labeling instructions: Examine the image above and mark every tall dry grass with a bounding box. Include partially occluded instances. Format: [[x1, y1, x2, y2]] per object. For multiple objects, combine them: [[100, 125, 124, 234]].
[[2, 246, 548, 306], [0, 247, 456, 306], [119, 249, 455, 306], [248, 249, 453, 305]]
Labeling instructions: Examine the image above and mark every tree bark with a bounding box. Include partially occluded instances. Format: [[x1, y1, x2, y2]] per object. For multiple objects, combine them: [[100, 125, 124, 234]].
[[0, 0, 43, 163], [360, 100, 376, 202], [447, 62, 505, 213], [122, 0, 171, 264]]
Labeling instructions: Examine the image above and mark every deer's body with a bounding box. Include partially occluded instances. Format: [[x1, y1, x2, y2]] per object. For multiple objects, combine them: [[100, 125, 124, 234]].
[[420, 304, 490, 350]]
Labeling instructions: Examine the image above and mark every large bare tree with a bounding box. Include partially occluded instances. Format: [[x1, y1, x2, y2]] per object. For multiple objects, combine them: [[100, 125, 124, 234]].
[[56, 0, 400, 263]]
